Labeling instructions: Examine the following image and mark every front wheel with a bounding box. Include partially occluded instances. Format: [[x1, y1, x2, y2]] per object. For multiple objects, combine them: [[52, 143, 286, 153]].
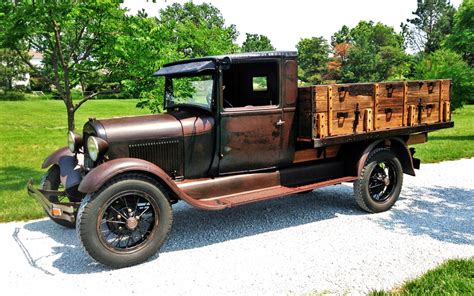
[[77, 173, 173, 268], [353, 148, 403, 213]]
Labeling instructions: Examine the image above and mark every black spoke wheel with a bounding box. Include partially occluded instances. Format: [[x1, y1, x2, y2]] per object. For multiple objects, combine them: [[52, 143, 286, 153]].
[[354, 148, 403, 213], [99, 191, 158, 251], [77, 174, 173, 268]]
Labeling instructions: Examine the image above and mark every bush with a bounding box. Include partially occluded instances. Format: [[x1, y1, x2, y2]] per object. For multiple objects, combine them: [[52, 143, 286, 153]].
[[414, 49, 474, 109], [29, 76, 51, 92], [0, 90, 25, 101]]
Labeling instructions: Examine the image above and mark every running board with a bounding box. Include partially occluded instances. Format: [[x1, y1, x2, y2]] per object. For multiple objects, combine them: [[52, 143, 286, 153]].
[[187, 176, 357, 209]]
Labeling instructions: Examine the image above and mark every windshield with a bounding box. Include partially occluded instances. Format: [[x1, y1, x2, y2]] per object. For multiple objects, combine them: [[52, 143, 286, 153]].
[[165, 75, 214, 109]]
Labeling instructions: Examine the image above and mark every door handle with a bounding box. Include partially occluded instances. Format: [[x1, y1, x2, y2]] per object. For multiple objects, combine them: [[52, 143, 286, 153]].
[[276, 119, 285, 126]]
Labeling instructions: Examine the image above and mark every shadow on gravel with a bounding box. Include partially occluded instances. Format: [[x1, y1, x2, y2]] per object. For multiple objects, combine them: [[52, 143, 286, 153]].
[[22, 184, 360, 274], [374, 185, 474, 245], [162, 184, 359, 253], [24, 220, 106, 274]]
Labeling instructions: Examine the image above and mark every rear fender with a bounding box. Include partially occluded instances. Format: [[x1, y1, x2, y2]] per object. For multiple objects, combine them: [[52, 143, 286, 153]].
[[42, 147, 74, 169], [77, 158, 224, 210], [356, 138, 416, 177]]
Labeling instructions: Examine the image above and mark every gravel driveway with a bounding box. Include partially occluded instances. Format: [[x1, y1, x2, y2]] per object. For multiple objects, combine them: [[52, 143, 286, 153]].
[[1, 158, 473, 295]]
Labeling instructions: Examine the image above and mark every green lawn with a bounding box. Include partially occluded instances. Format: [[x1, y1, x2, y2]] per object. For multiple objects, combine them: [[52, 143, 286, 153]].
[[0, 99, 148, 222], [370, 258, 474, 295], [0, 101, 473, 222], [414, 105, 474, 163]]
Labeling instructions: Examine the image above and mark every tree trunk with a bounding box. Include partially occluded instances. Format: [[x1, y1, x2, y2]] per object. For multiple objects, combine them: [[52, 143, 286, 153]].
[[64, 95, 75, 132], [67, 109, 75, 132]]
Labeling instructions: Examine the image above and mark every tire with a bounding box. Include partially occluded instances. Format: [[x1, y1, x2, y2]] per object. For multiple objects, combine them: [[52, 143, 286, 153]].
[[76, 173, 173, 268], [353, 148, 403, 213], [41, 165, 76, 229]]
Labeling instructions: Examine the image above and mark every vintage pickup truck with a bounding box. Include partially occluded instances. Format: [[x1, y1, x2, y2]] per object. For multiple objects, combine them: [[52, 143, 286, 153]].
[[27, 51, 453, 268]]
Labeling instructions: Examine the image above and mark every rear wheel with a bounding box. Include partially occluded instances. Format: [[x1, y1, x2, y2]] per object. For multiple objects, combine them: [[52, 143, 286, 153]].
[[77, 173, 173, 268], [354, 148, 403, 213], [41, 165, 76, 228]]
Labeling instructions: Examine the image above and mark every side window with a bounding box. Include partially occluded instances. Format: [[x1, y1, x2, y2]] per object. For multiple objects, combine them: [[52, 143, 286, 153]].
[[222, 61, 279, 109], [252, 76, 268, 92]]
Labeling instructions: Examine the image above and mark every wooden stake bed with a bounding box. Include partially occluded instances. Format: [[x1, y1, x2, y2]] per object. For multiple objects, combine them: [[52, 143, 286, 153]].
[[297, 79, 453, 146]]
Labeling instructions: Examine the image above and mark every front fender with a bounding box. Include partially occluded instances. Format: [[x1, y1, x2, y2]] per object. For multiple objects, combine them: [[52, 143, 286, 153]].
[[77, 158, 226, 210], [41, 146, 74, 169]]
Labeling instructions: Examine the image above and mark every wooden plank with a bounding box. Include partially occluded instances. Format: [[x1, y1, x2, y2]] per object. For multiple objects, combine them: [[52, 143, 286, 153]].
[[406, 80, 441, 104], [373, 83, 379, 131], [377, 82, 405, 106], [438, 79, 443, 122], [407, 133, 427, 145], [443, 101, 451, 122], [420, 102, 440, 124], [407, 105, 416, 126], [317, 112, 327, 138], [330, 110, 365, 135], [402, 81, 408, 126], [327, 86, 333, 136], [293, 145, 340, 163], [364, 108, 373, 132], [376, 105, 404, 129]]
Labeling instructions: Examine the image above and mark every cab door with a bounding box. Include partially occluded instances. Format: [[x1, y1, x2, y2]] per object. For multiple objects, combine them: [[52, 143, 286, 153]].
[[218, 60, 283, 174]]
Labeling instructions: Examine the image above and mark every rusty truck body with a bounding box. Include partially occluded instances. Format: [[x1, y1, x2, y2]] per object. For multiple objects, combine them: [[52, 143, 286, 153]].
[[27, 51, 453, 268]]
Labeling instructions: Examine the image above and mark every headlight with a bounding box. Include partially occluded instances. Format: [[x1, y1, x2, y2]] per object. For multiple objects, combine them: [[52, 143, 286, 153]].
[[87, 136, 108, 161], [67, 131, 83, 153]]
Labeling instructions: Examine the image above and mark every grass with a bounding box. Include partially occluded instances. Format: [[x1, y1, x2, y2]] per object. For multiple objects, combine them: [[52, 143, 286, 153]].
[[0, 99, 148, 222], [414, 105, 474, 163], [0, 101, 473, 222], [370, 258, 474, 295]]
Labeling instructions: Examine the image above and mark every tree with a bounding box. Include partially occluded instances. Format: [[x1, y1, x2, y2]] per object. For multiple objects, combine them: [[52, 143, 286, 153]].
[[0, 48, 29, 91], [446, 0, 474, 66], [414, 49, 473, 109], [241, 33, 275, 52], [113, 15, 180, 113], [401, 0, 455, 53], [335, 21, 410, 83], [296, 37, 330, 84], [0, 1, 125, 131], [158, 2, 238, 58], [128, 2, 239, 113]]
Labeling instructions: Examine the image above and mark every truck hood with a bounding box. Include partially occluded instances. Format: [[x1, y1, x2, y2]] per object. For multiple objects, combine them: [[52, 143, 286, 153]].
[[85, 109, 215, 142], [88, 114, 183, 143]]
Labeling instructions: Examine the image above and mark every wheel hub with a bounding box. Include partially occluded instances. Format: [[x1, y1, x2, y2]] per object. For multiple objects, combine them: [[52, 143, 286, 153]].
[[126, 217, 139, 230]]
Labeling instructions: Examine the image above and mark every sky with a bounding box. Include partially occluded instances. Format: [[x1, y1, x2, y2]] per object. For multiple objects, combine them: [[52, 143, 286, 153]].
[[122, 0, 462, 51]]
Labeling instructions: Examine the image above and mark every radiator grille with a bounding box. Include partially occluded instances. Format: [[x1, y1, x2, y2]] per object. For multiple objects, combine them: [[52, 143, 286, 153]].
[[129, 139, 183, 177]]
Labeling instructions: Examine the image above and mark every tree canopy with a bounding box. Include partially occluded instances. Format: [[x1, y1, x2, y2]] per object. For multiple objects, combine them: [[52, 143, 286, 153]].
[[446, 0, 474, 66], [296, 37, 330, 84], [0, 0, 125, 130], [241, 33, 275, 52], [331, 21, 409, 83], [402, 0, 455, 53]]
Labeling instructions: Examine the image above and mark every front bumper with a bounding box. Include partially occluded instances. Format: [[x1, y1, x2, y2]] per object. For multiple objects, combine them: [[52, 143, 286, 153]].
[[27, 179, 78, 223]]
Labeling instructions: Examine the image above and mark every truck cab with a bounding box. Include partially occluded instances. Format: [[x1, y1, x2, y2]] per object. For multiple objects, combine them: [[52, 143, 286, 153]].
[[154, 51, 299, 177]]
